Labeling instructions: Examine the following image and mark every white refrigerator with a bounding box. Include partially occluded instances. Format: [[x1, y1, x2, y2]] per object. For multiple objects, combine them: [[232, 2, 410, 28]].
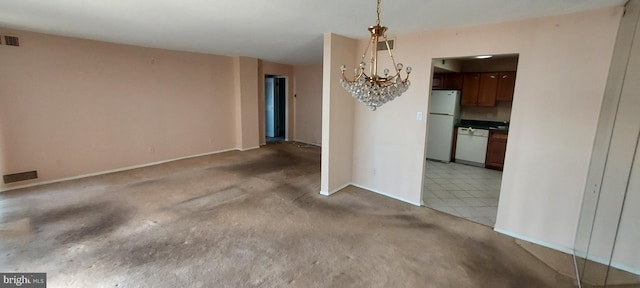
[[426, 90, 461, 162]]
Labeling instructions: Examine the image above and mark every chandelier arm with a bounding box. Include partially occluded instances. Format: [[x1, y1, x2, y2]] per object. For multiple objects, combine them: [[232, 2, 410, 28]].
[[383, 35, 400, 77], [342, 68, 365, 82], [371, 32, 379, 77], [360, 37, 372, 64]]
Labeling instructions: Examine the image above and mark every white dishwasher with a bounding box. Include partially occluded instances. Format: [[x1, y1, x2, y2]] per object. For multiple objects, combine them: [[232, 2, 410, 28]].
[[455, 127, 489, 167]]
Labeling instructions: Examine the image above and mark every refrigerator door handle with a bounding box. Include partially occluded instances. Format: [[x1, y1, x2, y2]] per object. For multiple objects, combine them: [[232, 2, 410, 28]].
[[429, 112, 453, 116]]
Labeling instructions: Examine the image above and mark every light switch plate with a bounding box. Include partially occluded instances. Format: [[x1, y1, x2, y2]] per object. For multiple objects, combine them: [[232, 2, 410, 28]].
[[417, 112, 423, 120]]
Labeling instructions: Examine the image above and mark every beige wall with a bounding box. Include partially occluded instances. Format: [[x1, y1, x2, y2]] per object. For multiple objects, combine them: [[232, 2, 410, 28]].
[[341, 7, 622, 249], [259, 61, 294, 144], [0, 29, 238, 190], [293, 63, 323, 146], [234, 56, 260, 150], [321, 33, 357, 195]]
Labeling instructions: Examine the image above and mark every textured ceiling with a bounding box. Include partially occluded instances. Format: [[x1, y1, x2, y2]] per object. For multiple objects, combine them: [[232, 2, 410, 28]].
[[0, 0, 626, 64]]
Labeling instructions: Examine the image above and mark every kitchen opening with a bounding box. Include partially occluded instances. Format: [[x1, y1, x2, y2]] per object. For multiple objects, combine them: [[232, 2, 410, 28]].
[[422, 54, 519, 227]]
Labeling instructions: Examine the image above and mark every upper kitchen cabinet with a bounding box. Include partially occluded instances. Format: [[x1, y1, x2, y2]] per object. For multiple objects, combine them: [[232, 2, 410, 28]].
[[432, 73, 463, 90], [478, 72, 499, 106], [461, 71, 515, 106], [462, 73, 497, 106], [444, 73, 463, 90], [496, 71, 516, 101], [432, 74, 443, 89], [461, 73, 481, 106]]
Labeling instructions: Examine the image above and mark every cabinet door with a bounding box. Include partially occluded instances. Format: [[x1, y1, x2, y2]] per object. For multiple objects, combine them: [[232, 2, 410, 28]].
[[444, 73, 463, 90], [497, 71, 516, 101], [485, 133, 508, 170], [432, 74, 443, 89], [461, 73, 480, 106], [478, 73, 498, 107]]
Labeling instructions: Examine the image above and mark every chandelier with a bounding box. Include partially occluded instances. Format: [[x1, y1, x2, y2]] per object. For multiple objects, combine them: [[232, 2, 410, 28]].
[[340, 0, 412, 111]]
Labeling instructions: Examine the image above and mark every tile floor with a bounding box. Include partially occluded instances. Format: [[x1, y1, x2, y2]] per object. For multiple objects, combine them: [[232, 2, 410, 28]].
[[422, 160, 503, 226]]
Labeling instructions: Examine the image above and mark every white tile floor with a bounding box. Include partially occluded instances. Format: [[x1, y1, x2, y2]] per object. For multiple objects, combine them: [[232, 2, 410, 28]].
[[422, 160, 502, 226]]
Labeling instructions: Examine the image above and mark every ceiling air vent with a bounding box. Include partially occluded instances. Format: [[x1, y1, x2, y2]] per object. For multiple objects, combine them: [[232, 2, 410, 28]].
[[377, 40, 394, 51], [3, 170, 38, 184], [4, 35, 20, 47]]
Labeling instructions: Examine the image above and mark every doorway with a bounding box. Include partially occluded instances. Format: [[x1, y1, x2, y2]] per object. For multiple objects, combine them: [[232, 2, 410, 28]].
[[422, 54, 519, 227], [265, 75, 286, 143]]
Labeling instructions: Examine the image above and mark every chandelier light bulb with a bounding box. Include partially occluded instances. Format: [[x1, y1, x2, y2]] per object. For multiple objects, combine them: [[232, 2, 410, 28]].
[[339, 0, 411, 111]]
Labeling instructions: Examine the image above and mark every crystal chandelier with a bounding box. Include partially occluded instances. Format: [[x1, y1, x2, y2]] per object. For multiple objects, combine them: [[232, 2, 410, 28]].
[[340, 0, 412, 111]]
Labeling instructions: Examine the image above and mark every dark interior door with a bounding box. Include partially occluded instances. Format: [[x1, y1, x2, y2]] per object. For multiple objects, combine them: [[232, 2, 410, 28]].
[[274, 77, 286, 138]]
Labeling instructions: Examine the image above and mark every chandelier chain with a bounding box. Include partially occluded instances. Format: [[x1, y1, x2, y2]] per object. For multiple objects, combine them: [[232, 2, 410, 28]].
[[376, 0, 381, 25]]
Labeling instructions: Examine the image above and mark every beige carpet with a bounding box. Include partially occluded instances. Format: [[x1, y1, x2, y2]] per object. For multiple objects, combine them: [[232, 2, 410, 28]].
[[1, 142, 577, 287]]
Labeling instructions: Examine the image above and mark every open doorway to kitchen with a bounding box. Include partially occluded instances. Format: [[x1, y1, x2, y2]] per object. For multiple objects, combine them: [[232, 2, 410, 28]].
[[265, 75, 287, 144], [422, 54, 519, 227]]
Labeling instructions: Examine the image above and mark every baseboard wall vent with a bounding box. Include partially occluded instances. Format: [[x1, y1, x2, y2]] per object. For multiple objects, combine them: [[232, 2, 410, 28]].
[[3, 171, 38, 184]]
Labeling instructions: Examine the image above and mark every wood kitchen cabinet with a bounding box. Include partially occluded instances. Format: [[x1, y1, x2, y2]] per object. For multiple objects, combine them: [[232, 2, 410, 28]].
[[478, 72, 498, 106], [432, 74, 444, 89], [461, 71, 515, 106], [496, 71, 516, 101], [464, 72, 498, 107], [485, 131, 508, 171], [461, 73, 481, 106], [444, 73, 463, 89], [432, 73, 463, 90]]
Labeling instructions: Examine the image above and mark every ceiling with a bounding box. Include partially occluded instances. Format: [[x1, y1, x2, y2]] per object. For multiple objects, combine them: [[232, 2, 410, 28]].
[[0, 0, 626, 65]]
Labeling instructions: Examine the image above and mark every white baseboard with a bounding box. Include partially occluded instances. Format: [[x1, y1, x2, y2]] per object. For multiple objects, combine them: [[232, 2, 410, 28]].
[[493, 228, 574, 255], [575, 250, 640, 276], [320, 182, 421, 206], [0, 147, 241, 193], [609, 261, 640, 277], [497, 228, 640, 276], [350, 183, 422, 206], [239, 146, 260, 151], [320, 182, 350, 196]]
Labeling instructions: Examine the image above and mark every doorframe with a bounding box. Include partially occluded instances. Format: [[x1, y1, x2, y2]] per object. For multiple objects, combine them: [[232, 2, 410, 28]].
[[263, 74, 289, 142], [421, 55, 520, 228]]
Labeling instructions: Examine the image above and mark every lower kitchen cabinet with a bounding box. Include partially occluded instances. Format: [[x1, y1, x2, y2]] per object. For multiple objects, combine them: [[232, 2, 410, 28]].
[[485, 131, 507, 170]]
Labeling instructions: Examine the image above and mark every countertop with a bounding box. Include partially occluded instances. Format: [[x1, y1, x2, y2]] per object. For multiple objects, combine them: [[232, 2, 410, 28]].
[[457, 120, 509, 133]]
